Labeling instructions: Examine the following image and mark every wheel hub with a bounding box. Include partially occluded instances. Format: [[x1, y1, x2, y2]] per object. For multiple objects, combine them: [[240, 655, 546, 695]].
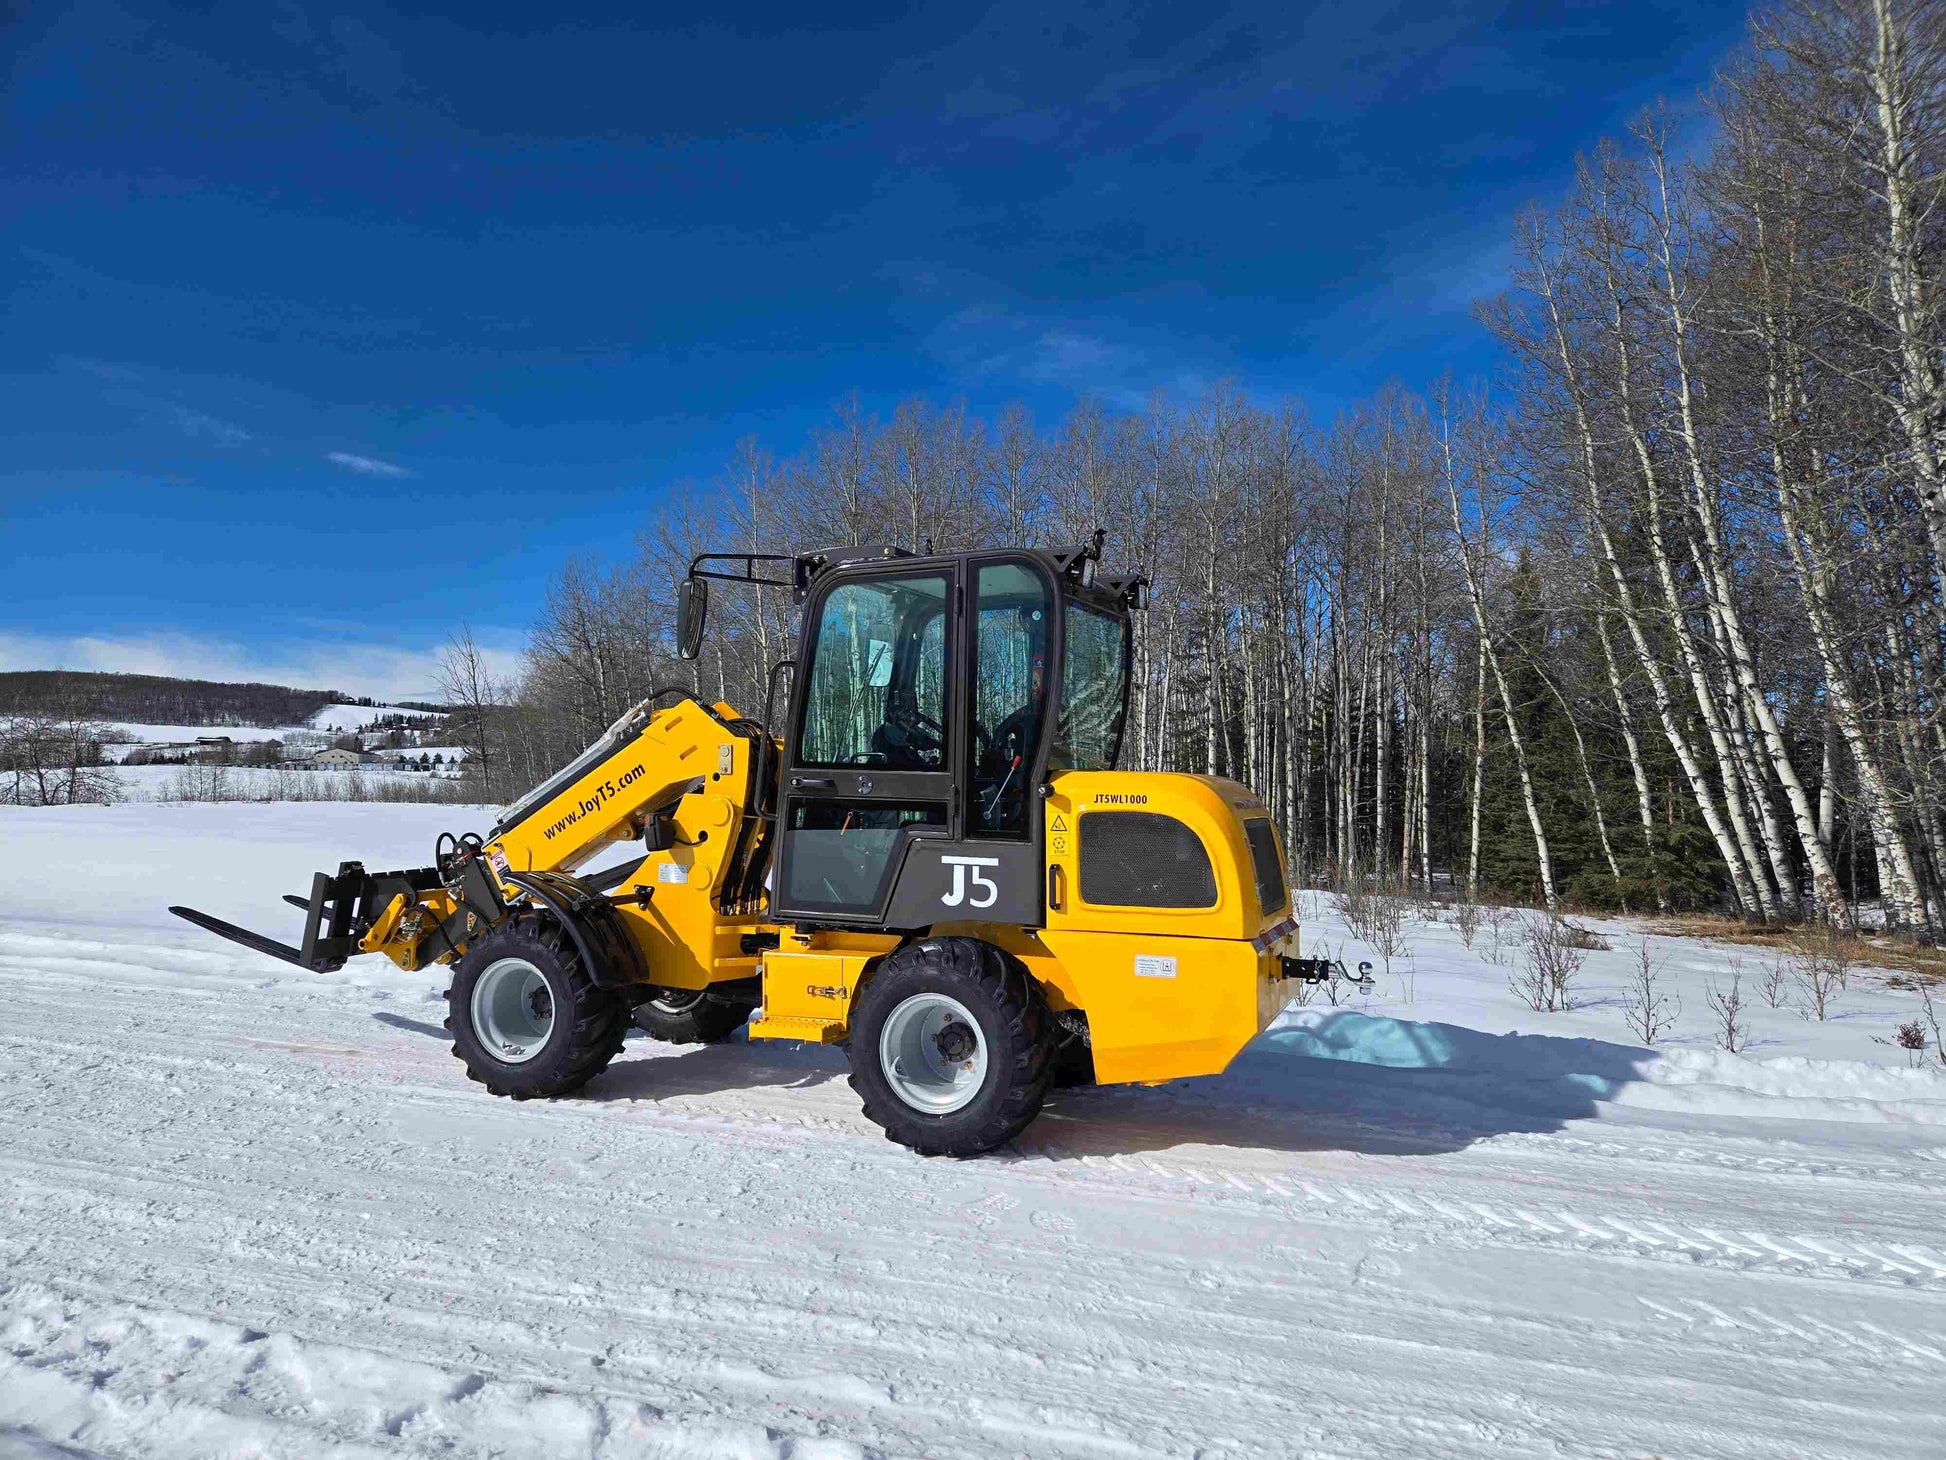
[[878, 992, 988, 1114], [934, 1020, 975, 1063], [470, 956, 556, 1065]]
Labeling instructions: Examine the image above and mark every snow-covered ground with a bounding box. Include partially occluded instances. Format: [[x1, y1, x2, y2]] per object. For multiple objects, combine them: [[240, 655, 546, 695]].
[[4, 804, 1944, 1459], [1301, 890, 1941, 1073]]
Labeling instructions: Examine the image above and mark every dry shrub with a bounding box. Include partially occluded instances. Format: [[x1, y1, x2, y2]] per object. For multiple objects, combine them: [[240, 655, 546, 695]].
[[1705, 969, 1750, 1053], [1366, 892, 1413, 999], [1788, 932, 1852, 1021], [1621, 935, 1680, 1045], [1511, 911, 1586, 1013], [1481, 905, 1519, 967], [1333, 879, 1377, 942], [1891, 1020, 1930, 1067], [1558, 919, 1611, 952]]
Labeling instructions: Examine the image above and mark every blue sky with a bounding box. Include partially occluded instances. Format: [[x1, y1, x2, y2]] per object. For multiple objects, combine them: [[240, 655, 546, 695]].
[[2, 0, 1749, 700]]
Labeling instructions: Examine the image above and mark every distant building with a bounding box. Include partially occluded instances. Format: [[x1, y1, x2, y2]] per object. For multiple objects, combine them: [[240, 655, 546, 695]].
[[311, 747, 376, 767]]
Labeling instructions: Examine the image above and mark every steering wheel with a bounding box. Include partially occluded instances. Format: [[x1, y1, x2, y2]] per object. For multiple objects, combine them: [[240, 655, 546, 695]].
[[874, 701, 943, 764], [908, 706, 945, 747]]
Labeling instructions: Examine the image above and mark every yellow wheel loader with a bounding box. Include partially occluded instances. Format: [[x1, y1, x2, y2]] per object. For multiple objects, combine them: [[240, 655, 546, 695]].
[[174, 536, 1358, 1156]]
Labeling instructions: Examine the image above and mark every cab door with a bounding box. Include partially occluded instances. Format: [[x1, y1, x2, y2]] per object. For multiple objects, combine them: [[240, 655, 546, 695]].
[[878, 555, 1056, 928], [772, 566, 957, 924]]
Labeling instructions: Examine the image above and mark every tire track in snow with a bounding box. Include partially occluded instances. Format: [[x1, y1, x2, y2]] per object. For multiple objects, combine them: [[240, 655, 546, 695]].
[[1634, 1294, 1946, 1367], [1481, 1126, 1946, 1189], [355, 1076, 1946, 1295], [988, 1138, 1946, 1289]]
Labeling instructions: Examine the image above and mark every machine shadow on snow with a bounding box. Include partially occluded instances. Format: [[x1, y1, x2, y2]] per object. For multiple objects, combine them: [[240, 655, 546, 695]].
[[589, 1031, 851, 1101], [559, 1010, 1659, 1159], [373, 1010, 449, 1040], [1030, 1012, 1660, 1159]]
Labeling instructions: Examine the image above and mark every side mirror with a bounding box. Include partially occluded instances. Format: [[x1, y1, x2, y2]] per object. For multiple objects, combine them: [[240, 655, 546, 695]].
[[676, 577, 708, 660], [1130, 580, 1151, 611]]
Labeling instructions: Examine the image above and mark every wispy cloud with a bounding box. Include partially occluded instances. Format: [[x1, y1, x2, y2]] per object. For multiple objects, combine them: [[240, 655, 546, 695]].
[[0, 630, 524, 704], [949, 313, 1213, 409], [172, 407, 252, 447], [84, 369, 255, 448], [327, 450, 413, 478]]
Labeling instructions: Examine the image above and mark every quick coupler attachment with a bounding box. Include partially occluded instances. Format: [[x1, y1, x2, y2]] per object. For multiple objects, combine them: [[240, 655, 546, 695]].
[[1280, 955, 1376, 989]]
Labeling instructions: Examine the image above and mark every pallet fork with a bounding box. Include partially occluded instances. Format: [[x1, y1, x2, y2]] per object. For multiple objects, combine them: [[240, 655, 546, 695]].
[[171, 861, 444, 973]]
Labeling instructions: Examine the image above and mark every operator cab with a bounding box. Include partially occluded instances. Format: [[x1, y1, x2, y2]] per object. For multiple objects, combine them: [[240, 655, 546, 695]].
[[681, 539, 1146, 929]]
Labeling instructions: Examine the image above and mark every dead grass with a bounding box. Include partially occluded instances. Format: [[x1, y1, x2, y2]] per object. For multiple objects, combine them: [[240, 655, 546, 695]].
[[1656, 915, 1946, 986]]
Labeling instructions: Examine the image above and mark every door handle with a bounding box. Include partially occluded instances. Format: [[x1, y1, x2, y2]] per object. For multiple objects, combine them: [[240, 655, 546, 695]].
[[1047, 863, 1064, 912], [790, 776, 835, 790]]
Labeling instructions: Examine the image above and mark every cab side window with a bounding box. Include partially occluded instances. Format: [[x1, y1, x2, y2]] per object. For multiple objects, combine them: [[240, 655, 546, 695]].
[[970, 562, 1048, 836]]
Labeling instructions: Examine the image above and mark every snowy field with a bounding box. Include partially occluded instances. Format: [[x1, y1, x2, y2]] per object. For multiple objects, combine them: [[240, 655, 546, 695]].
[[108, 764, 462, 803], [4, 804, 1945, 1459]]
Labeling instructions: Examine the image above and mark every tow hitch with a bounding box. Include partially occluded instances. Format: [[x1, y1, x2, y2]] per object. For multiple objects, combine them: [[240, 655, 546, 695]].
[[1282, 955, 1375, 990]]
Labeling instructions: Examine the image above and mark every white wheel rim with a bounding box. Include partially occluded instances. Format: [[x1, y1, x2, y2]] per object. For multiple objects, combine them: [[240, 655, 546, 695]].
[[471, 957, 555, 1065], [649, 989, 706, 1015], [878, 992, 988, 1114]]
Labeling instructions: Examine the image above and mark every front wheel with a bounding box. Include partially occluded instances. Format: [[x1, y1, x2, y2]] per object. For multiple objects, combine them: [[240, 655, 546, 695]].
[[445, 914, 628, 1099], [847, 937, 1053, 1157]]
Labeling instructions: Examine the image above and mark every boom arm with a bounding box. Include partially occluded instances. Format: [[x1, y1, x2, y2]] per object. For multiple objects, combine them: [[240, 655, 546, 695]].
[[172, 695, 781, 991]]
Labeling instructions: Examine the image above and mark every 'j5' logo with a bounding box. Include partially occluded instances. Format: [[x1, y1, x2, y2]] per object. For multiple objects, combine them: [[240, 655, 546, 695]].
[[940, 855, 1000, 909]]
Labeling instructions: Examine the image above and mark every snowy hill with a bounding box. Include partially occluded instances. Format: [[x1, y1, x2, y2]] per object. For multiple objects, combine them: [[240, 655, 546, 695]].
[[307, 702, 445, 734], [2, 802, 1941, 1458]]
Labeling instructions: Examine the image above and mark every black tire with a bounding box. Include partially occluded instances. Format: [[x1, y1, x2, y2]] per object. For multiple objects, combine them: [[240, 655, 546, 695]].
[[445, 913, 629, 1099], [631, 988, 754, 1044], [847, 936, 1053, 1157]]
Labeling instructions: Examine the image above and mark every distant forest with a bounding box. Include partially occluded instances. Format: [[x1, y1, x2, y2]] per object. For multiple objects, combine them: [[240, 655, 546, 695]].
[[0, 671, 350, 729]]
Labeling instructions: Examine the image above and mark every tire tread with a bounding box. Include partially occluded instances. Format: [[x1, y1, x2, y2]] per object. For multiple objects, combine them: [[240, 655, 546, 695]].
[[847, 937, 1053, 1157], [445, 912, 628, 1099]]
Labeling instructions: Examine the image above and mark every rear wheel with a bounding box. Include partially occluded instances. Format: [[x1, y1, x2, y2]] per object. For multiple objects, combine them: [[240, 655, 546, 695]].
[[446, 914, 628, 1099], [847, 937, 1053, 1157], [631, 987, 754, 1045]]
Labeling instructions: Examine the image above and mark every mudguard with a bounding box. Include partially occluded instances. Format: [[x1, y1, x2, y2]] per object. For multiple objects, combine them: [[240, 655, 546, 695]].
[[501, 869, 649, 989]]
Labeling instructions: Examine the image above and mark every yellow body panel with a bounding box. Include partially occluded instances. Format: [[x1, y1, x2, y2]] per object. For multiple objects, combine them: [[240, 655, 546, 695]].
[[1035, 768, 1299, 1081], [750, 945, 879, 1035], [1036, 931, 1292, 1083]]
